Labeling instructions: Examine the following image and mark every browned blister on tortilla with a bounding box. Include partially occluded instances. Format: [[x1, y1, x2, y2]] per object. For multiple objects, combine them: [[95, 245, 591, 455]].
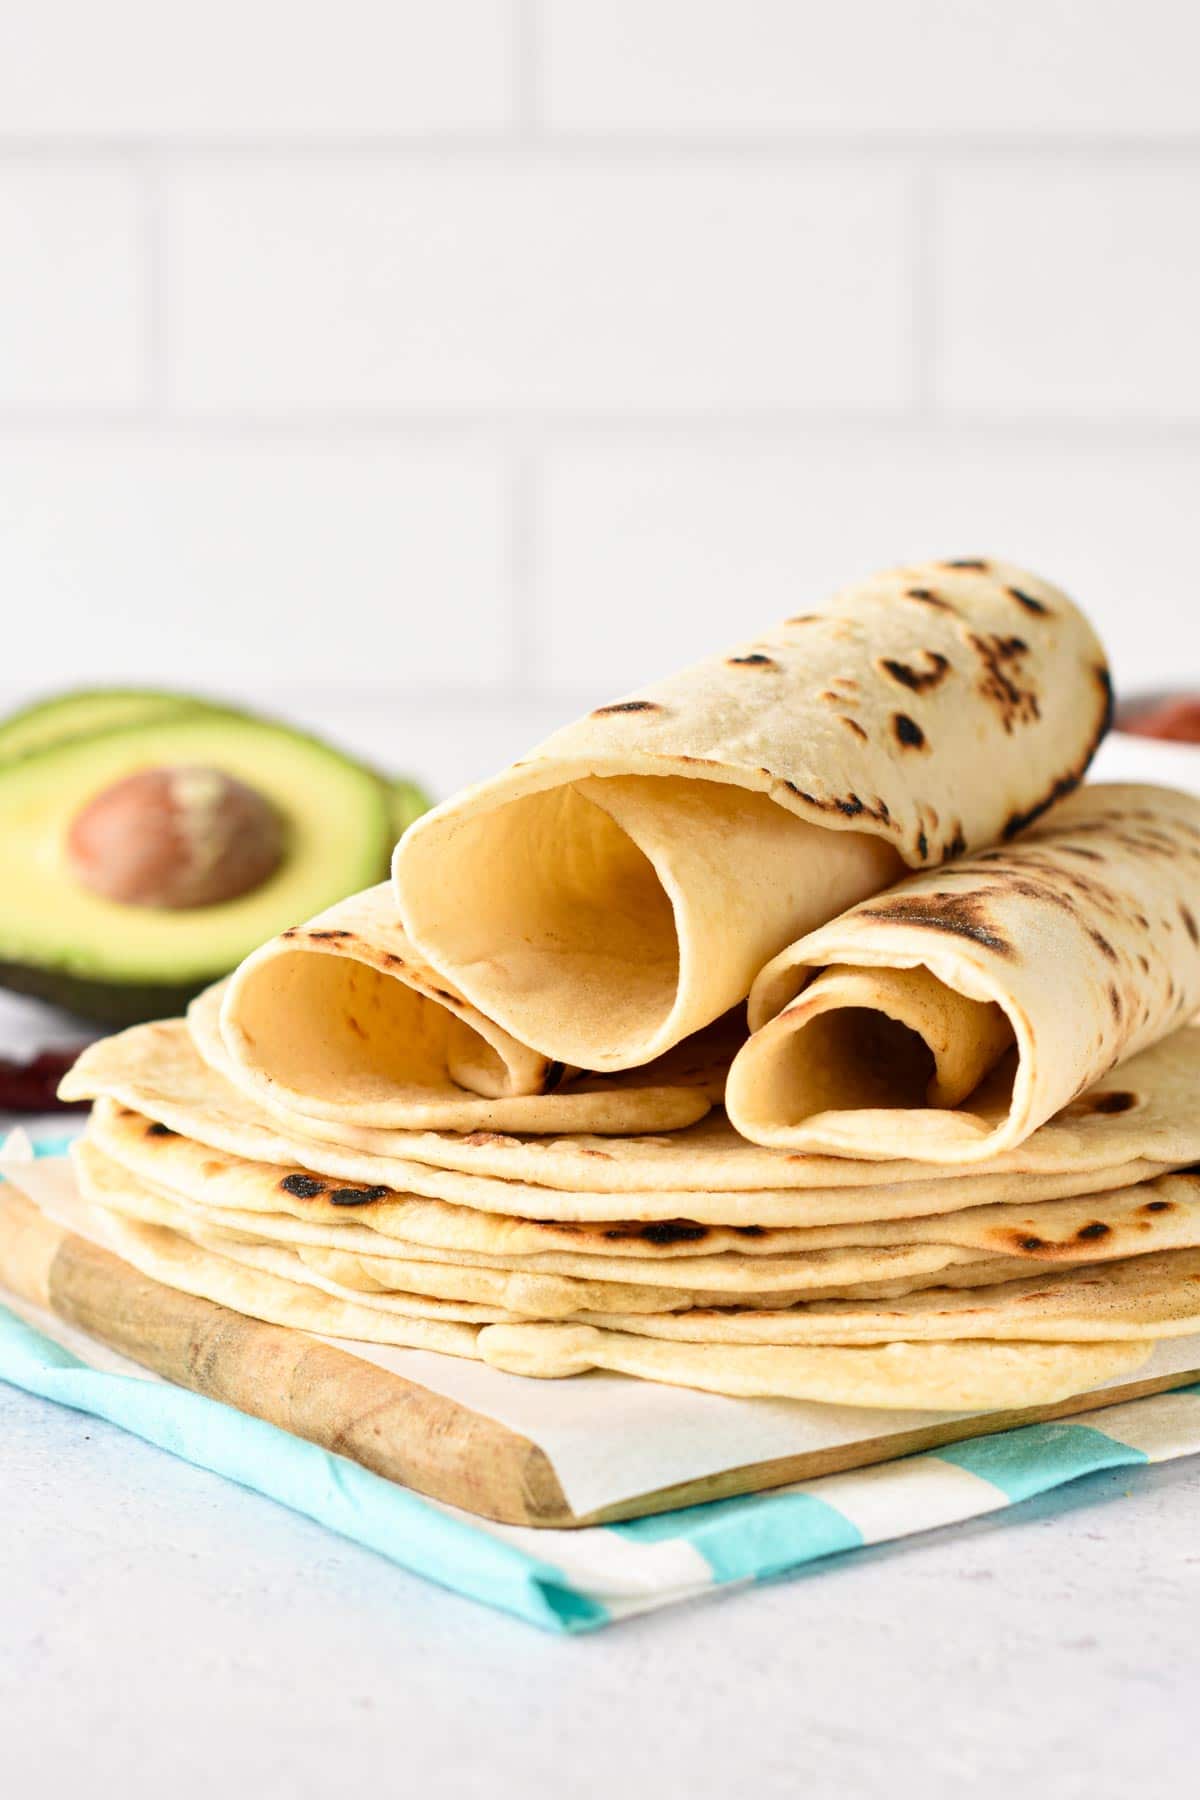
[[727, 784, 1200, 1165], [394, 559, 1110, 1074]]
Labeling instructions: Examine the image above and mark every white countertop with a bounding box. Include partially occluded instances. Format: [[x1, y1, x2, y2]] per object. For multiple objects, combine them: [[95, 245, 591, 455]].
[[3, 1373, 1197, 1800]]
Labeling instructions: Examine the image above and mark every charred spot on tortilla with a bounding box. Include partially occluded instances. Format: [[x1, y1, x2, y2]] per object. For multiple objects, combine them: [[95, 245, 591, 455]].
[[1137, 953, 1151, 974], [462, 1130, 517, 1147], [1075, 1221, 1111, 1242], [905, 586, 957, 612], [917, 828, 929, 859], [837, 795, 865, 817], [967, 632, 1040, 733], [1087, 928, 1118, 962], [144, 1121, 176, 1138], [1008, 586, 1051, 617], [280, 1173, 325, 1199], [543, 1060, 566, 1093], [1019, 1235, 1046, 1252], [591, 700, 661, 715], [307, 929, 353, 941], [380, 952, 406, 967], [857, 890, 1013, 956], [631, 1221, 711, 1246], [329, 1185, 390, 1207], [839, 716, 869, 740], [735, 1225, 768, 1238], [880, 652, 950, 693], [1107, 983, 1123, 1020], [943, 558, 990, 571], [1059, 845, 1105, 862], [727, 653, 777, 668], [893, 713, 927, 751], [1181, 903, 1200, 945], [1144, 1200, 1173, 1213], [943, 823, 967, 861]]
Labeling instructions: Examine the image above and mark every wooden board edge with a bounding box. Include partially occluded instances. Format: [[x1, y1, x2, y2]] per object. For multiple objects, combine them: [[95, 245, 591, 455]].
[[577, 1367, 1200, 1526], [0, 1186, 577, 1528]]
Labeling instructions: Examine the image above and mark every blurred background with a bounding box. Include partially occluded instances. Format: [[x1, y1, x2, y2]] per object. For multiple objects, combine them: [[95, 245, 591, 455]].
[[1, 0, 1198, 798]]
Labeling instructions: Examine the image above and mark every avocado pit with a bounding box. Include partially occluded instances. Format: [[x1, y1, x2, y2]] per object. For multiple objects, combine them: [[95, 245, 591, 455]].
[[67, 765, 285, 910]]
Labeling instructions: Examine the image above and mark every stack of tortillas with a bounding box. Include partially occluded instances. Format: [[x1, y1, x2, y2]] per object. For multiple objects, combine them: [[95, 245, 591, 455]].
[[57, 558, 1200, 1413]]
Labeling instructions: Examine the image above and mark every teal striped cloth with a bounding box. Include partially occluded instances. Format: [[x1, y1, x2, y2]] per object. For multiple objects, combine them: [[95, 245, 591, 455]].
[[5, 1143, 1200, 1631]]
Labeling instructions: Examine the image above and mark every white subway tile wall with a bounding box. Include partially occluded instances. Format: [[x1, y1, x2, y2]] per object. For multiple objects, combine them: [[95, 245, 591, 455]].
[[1, 0, 1198, 791]]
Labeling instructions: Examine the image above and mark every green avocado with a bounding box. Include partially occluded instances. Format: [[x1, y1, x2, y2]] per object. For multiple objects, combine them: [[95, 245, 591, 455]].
[[0, 686, 433, 837], [0, 711, 396, 1025], [0, 687, 217, 761]]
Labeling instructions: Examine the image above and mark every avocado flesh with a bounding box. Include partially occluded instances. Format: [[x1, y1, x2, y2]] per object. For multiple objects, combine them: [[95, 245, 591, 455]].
[[0, 715, 393, 1023], [0, 688, 216, 761]]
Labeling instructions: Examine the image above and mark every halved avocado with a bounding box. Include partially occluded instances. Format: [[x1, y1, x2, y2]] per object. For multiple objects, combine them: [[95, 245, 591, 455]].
[[0, 686, 433, 834], [0, 688, 216, 761], [0, 713, 394, 1025]]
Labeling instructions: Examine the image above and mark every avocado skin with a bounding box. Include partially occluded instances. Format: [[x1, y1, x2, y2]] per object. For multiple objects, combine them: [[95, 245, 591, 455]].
[[0, 956, 220, 1028]]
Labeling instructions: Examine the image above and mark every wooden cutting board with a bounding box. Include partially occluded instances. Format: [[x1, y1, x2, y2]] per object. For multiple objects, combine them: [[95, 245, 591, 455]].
[[3, 1183, 1197, 1530]]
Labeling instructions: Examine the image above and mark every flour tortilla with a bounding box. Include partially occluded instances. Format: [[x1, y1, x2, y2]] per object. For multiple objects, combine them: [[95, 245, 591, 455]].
[[62, 1022, 1200, 1226], [291, 1244, 1039, 1306], [69, 1188, 1150, 1410], [86, 1150, 1032, 1311], [220, 884, 560, 1109], [81, 1118, 1037, 1303], [79, 1138, 823, 1317], [190, 975, 719, 1139], [395, 560, 1109, 1072], [84, 1097, 1200, 1289], [729, 784, 1200, 1164], [477, 1324, 1148, 1410], [583, 1248, 1200, 1343], [87, 1198, 482, 1357], [74, 1142, 514, 1324], [216, 882, 727, 1130]]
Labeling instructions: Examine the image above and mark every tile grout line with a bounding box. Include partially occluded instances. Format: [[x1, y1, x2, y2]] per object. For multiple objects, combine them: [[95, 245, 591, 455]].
[[139, 149, 168, 418], [910, 155, 940, 421], [4, 414, 1200, 446], [507, 449, 542, 689], [2, 133, 1200, 159], [514, 0, 542, 138]]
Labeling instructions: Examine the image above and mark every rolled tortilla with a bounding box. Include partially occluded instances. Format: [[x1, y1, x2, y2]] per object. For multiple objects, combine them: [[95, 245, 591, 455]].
[[204, 888, 722, 1136], [219, 885, 556, 1113], [726, 783, 1200, 1163], [394, 559, 1111, 1071]]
